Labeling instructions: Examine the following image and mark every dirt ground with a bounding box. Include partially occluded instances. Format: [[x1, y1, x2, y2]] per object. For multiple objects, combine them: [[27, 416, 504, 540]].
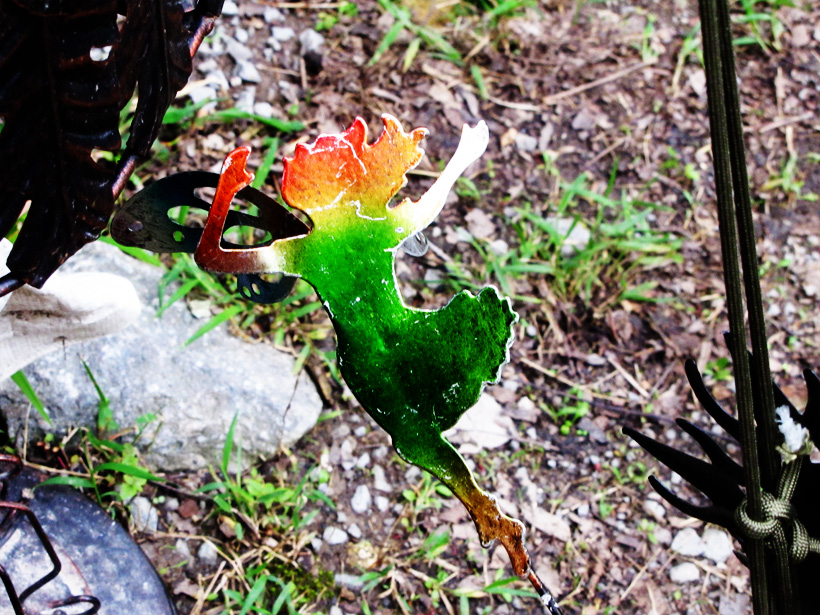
[[23, 0, 820, 614]]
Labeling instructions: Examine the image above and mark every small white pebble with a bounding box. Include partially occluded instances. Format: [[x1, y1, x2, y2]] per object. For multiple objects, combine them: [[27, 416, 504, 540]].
[[670, 562, 700, 584]]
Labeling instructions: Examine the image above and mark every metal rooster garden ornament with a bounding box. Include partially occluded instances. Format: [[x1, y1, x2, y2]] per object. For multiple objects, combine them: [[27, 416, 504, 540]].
[[113, 115, 563, 613]]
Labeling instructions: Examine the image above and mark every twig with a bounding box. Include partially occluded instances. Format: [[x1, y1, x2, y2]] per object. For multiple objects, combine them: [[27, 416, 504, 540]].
[[542, 60, 657, 106], [605, 354, 650, 398], [755, 111, 814, 134]]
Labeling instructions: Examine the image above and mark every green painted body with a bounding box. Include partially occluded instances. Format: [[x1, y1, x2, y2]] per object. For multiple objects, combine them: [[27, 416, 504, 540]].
[[295, 226, 516, 474]]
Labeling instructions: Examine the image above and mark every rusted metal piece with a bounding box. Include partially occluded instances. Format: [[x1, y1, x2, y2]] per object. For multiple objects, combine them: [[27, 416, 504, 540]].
[[0, 0, 225, 296]]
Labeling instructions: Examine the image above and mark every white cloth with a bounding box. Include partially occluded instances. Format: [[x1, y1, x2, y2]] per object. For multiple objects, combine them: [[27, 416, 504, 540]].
[[0, 239, 141, 381]]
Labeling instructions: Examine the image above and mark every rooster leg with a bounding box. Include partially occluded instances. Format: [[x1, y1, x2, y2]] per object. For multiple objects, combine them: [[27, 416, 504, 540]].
[[394, 431, 530, 575]]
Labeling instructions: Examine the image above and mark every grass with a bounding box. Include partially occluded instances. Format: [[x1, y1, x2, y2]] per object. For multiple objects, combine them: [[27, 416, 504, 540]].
[[192, 416, 338, 614], [437, 162, 682, 314]]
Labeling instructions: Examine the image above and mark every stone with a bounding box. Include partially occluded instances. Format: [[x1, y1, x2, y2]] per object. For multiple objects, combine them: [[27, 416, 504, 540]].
[[514, 132, 538, 153], [272, 26, 295, 42], [0, 242, 323, 471], [174, 539, 191, 559], [225, 37, 252, 63], [372, 465, 391, 492], [263, 7, 284, 23], [375, 495, 390, 512], [235, 86, 256, 113], [702, 528, 733, 564], [253, 102, 274, 118], [323, 526, 349, 545], [544, 217, 591, 256], [671, 527, 705, 557], [188, 84, 217, 105], [347, 523, 362, 539], [236, 60, 262, 84], [669, 562, 700, 584], [197, 541, 219, 563], [443, 393, 516, 453], [129, 496, 159, 534], [350, 485, 372, 514], [299, 29, 325, 56]]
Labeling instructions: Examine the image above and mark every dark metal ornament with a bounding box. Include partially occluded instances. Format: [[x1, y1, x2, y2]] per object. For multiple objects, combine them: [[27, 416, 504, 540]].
[[624, 358, 820, 612], [0, 0, 224, 295]]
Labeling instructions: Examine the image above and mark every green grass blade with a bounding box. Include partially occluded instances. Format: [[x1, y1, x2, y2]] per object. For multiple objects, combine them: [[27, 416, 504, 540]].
[[38, 476, 98, 490], [253, 137, 280, 189], [222, 413, 239, 477], [10, 371, 51, 424], [368, 19, 405, 66], [155, 278, 200, 317], [209, 109, 304, 133], [184, 303, 245, 347], [471, 65, 489, 100], [98, 235, 164, 267], [95, 461, 165, 482]]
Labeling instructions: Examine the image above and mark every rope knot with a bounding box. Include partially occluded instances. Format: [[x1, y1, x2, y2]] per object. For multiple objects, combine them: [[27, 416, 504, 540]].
[[734, 463, 820, 563]]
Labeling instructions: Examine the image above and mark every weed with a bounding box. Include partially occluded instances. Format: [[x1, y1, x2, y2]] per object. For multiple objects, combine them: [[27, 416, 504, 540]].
[[761, 153, 819, 206], [368, 0, 462, 68], [315, 0, 358, 31], [732, 0, 787, 51], [199, 417, 337, 613], [10, 371, 51, 424], [402, 470, 454, 514], [703, 356, 732, 382], [439, 168, 682, 315], [542, 388, 591, 435], [37, 364, 162, 507], [199, 415, 335, 540]]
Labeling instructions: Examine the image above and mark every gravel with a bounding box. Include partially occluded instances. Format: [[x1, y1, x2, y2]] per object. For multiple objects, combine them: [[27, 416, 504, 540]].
[[351, 485, 372, 514], [670, 562, 700, 584], [323, 526, 349, 546]]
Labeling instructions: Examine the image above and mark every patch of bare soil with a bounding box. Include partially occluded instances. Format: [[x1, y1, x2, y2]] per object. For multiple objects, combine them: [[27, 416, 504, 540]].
[[112, 1, 820, 613]]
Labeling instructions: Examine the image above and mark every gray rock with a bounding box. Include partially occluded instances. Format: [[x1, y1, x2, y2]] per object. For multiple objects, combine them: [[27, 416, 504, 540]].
[[235, 86, 256, 113], [544, 217, 591, 256], [299, 29, 325, 56], [234, 27, 249, 44], [197, 540, 219, 563], [129, 496, 159, 533], [350, 485, 371, 514], [174, 539, 191, 559], [514, 132, 538, 153], [226, 37, 253, 63], [236, 60, 262, 84], [188, 84, 217, 105], [0, 242, 323, 471], [272, 26, 295, 42], [702, 528, 733, 564], [669, 562, 700, 584], [263, 7, 284, 23], [221, 0, 238, 16], [375, 495, 390, 512], [323, 526, 349, 545], [671, 527, 705, 557], [253, 102, 274, 118], [334, 573, 364, 589], [373, 464, 393, 493]]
